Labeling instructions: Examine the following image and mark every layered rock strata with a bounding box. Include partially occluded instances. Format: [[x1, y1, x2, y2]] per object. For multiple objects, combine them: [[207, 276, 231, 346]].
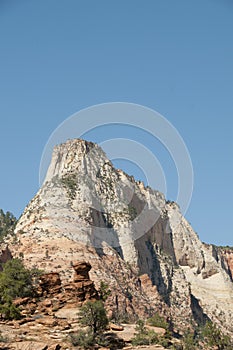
[[6, 139, 232, 335]]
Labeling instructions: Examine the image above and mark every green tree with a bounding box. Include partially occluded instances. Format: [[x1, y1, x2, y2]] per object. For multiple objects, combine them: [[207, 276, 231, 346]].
[[99, 281, 111, 302], [0, 258, 33, 299], [131, 319, 159, 346], [78, 300, 108, 335], [200, 321, 233, 350], [0, 295, 21, 320], [70, 329, 95, 349], [182, 329, 197, 350], [0, 259, 34, 319], [147, 312, 169, 330], [0, 209, 17, 242]]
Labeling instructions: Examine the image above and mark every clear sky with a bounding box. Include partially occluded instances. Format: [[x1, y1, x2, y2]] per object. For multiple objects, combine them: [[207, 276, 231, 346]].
[[0, 0, 232, 246]]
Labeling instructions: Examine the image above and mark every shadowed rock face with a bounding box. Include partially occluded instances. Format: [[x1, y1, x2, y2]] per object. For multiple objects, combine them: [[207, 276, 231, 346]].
[[38, 273, 62, 296], [0, 245, 12, 270], [6, 138, 233, 335], [218, 248, 233, 281]]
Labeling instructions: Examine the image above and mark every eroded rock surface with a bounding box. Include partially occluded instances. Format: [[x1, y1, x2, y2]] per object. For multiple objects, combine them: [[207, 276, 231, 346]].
[[5, 138, 233, 336]]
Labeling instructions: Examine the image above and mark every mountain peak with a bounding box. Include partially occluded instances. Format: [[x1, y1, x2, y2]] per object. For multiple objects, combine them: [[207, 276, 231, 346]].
[[7, 138, 233, 337], [44, 138, 105, 184]]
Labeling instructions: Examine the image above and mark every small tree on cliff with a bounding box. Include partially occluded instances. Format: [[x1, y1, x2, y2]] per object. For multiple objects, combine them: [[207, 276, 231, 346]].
[[78, 300, 108, 335], [99, 281, 111, 302]]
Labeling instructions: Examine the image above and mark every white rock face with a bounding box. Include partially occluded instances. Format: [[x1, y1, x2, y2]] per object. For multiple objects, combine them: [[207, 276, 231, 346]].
[[14, 139, 233, 334]]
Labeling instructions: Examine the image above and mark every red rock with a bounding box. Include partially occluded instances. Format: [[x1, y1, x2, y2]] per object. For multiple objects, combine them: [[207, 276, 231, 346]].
[[110, 322, 124, 331], [72, 261, 91, 281], [39, 272, 61, 295], [18, 317, 34, 325], [13, 297, 30, 306], [36, 317, 58, 327]]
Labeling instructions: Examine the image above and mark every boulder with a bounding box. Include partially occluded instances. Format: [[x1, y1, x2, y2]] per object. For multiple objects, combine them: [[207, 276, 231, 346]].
[[38, 272, 62, 295], [72, 261, 91, 281], [109, 322, 124, 331]]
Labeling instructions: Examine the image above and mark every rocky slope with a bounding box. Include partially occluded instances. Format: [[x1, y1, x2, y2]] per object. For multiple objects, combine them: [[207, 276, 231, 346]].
[[5, 139, 233, 336]]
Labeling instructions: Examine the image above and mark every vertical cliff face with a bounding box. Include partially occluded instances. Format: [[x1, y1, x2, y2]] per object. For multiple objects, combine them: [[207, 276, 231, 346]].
[[210, 246, 233, 281], [11, 139, 233, 335], [223, 250, 233, 280]]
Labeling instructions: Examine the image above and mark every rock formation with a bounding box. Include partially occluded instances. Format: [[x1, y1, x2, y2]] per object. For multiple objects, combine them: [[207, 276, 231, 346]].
[[5, 138, 233, 336], [0, 244, 12, 270], [218, 247, 233, 281]]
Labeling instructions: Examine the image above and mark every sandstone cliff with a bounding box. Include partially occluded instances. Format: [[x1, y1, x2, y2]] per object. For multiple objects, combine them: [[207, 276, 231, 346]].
[[7, 139, 233, 335]]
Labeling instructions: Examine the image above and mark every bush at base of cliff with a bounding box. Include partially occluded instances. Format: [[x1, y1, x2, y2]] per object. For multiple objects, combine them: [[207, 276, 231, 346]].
[[182, 330, 197, 350], [147, 312, 169, 330], [199, 321, 233, 350], [131, 320, 159, 346], [180, 322, 233, 350]]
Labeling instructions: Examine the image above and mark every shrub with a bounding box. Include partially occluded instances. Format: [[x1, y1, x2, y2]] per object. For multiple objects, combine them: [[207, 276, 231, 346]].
[[0, 296, 21, 320], [78, 300, 108, 335], [99, 281, 111, 302], [131, 320, 159, 346], [0, 258, 34, 320], [61, 174, 77, 200], [111, 309, 132, 324], [182, 329, 197, 350], [70, 330, 95, 349], [147, 312, 169, 330], [0, 258, 33, 299], [180, 322, 233, 350], [199, 321, 233, 349], [0, 209, 17, 242]]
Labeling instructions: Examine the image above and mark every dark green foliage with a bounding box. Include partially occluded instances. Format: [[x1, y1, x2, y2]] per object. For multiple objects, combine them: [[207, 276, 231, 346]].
[[0, 296, 21, 320], [0, 258, 33, 299], [70, 330, 125, 350], [98, 333, 125, 349], [181, 322, 233, 350], [70, 329, 95, 349], [0, 259, 34, 320], [128, 205, 137, 220], [182, 330, 197, 350], [78, 300, 108, 335], [199, 321, 233, 349], [131, 320, 159, 346], [111, 310, 131, 324], [99, 281, 111, 302], [61, 174, 77, 200], [0, 209, 17, 242], [71, 301, 109, 349], [147, 312, 169, 330]]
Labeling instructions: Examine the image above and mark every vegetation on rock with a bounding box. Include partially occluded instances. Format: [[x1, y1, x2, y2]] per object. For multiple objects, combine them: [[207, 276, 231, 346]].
[[181, 321, 233, 350], [0, 258, 34, 319], [99, 280, 111, 302], [131, 319, 160, 346], [61, 174, 78, 200], [71, 300, 110, 349], [78, 300, 108, 335], [147, 312, 169, 330], [0, 209, 17, 242]]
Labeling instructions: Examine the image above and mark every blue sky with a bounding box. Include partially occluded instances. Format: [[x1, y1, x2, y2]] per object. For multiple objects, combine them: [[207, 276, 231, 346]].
[[0, 0, 232, 246]]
